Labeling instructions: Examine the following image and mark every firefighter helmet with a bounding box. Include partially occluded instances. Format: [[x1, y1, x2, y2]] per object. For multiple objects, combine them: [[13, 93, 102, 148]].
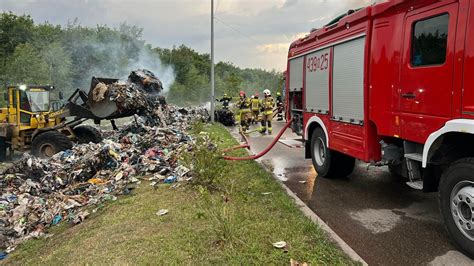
[[277, 92, 281, 96], [224, 93, 228, 97], [263, 89, 271, 96]]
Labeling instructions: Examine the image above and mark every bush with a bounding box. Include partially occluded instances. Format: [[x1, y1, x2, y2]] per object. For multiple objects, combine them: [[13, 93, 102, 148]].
[[184, 124, 226, 191]]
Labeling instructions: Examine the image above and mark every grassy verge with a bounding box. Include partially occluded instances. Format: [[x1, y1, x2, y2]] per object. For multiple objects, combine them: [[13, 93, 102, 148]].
[[4, 123, 353, 265]]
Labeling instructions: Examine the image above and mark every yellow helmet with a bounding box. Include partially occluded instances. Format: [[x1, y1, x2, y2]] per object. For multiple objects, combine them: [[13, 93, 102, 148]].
[[277, 92, 281, 96], [224, 93, 228, 97]]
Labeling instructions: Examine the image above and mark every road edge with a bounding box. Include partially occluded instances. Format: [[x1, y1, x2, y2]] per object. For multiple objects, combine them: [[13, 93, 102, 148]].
[[277, 181, 367, 265], [227, 127, 367, 265]]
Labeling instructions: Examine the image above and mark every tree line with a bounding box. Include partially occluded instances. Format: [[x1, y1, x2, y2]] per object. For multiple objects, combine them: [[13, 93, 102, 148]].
[[0, 12, 282, 105]]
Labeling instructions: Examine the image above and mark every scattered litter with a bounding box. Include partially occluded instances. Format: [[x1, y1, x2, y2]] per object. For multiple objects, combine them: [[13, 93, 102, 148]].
[[164, 176, 177, 184], [272, 241, 287, 249], [0, 72, 210, 252], [51, 215, 62, 226], [261, 192, 272, 195], [72, 211, 90, 224], [298, 180, 307, 184], [156, 209, 169, 216], [0, 251, 7, 260]]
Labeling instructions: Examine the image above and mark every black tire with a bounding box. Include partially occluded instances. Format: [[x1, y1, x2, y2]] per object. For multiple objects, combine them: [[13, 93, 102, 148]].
[[32, 131, 73, 158], [73, 125, 102, 144], [439, 158, 474, 258], [310, 128, 355, 178]]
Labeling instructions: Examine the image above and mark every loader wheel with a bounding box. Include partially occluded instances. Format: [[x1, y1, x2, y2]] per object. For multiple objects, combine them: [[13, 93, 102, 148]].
[[439, 158, 474, 258], [73, 125, 102, 144], [32, 131, 73, 158], [310, 128, 355, 178]]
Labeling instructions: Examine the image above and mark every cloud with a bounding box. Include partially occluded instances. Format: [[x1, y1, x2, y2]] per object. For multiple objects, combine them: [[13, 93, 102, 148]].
[[257, 43, 288, 54]]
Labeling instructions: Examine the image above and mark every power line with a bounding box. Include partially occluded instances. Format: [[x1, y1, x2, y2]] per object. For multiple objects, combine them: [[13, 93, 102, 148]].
[[214, 16, 260, 45]]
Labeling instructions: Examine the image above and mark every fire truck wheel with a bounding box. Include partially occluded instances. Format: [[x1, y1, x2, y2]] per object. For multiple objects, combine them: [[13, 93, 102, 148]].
[[73, 125, 102, 144], [310, 128, 355, 178], [32, 131, 73, 158], [439, 158, 474, 258]]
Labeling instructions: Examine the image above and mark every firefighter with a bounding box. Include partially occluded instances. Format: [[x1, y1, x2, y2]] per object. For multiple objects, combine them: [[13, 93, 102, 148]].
[[276, 91, 284, 121], [216, 93, 232, 109], [237, 91, 252, 132], [260, 89, 274, 134], [251, 92, 261, 124]]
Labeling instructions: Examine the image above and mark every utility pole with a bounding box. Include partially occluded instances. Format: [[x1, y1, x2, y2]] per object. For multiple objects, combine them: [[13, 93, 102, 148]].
[[210, 0, 215, 123]]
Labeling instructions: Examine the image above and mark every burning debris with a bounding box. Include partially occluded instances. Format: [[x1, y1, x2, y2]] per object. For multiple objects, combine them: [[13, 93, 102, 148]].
[[87, 69, 166, 121], [0, 70, 210, 255], [215, 109, 235, 127]]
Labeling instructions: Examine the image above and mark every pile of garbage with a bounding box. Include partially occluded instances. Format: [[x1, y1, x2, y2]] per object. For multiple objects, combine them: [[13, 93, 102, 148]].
[[214, 109, 235, 127], [89, 69, 166, 120], [0, 91, 209, 255]]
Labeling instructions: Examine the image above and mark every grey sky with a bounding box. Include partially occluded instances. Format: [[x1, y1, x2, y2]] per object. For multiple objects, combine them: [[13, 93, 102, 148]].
[[1, 0, 373, 71]]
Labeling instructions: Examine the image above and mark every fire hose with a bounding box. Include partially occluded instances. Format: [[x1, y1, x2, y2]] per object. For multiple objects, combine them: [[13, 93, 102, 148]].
[[223, 119, 293, 161]]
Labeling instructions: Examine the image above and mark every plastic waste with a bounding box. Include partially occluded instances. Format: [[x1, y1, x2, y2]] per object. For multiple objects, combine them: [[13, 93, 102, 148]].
[[156, 209, 169, 216], [164, 176, 177, 184], [0, 251, 7, 260], [272, 241, 287, 249], [51, 215, 62, 225]]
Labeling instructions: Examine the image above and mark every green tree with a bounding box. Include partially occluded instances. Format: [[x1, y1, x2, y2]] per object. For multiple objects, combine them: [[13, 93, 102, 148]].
[[40, 42, 72, 91], [0, 13, 35, 85], [224, 72, 242, 94], [5, 43, 49, 85]]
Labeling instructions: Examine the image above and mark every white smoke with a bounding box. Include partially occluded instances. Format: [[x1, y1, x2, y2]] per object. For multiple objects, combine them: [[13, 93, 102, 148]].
[[69, 31, 175, 94], [127, 48, 175, 94]]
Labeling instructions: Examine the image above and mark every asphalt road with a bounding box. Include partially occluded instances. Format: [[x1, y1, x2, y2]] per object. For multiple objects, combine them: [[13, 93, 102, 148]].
[[230, 120, 473, 265]]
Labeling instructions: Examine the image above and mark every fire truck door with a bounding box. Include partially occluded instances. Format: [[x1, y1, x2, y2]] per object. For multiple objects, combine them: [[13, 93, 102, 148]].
[[399, 4, 458, 134]]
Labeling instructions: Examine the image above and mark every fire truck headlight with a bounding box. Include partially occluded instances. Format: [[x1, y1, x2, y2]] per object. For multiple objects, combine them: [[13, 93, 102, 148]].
[[19, 85, 27, 91]]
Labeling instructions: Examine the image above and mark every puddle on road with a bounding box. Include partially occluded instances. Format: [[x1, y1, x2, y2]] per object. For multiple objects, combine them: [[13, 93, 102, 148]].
[[394, 202, 440, 222], [350, 209, 401, 234], [429, 250, 472, 265], [259, 158, 317, 184], [260, 158, 288, 181]]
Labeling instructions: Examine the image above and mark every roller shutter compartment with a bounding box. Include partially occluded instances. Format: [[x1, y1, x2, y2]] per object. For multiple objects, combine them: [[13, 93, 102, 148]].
[[305, 48, 331, 114], [332, 37, 366, 125]]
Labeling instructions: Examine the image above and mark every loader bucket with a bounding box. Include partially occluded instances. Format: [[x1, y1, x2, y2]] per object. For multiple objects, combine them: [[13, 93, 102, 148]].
[[87, 77, 120, 119]]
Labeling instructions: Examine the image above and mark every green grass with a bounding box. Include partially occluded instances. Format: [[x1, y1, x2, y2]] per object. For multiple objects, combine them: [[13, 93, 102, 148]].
[[4, 124, 353, 265]]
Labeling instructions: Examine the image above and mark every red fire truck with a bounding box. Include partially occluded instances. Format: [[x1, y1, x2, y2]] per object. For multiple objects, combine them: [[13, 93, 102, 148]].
[[286, 0, 474, 257]]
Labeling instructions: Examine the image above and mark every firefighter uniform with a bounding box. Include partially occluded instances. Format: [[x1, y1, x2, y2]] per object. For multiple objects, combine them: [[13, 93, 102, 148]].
[[260, 90, 274, 134], [217, 94, 232, 109], [276, 92, 284, 121], [238, 92, 252, 132], [251, 95, 261, 124]]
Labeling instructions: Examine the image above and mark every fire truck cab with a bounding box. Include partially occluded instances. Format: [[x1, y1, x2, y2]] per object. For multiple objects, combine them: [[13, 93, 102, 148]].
[[287, 0, 474, 257]]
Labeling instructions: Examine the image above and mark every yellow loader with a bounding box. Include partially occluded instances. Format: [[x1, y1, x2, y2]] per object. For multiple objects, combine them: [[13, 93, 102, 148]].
[[0, 84, 102, 160]]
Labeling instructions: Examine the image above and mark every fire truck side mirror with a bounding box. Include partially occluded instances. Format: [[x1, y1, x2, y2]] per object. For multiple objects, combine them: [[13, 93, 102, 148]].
[[58, 91, 64, 100], [3, 92, 7, 102]]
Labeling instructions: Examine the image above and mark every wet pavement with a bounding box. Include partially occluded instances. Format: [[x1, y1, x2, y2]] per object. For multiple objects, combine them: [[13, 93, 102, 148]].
[[230, 120, 473, 265]]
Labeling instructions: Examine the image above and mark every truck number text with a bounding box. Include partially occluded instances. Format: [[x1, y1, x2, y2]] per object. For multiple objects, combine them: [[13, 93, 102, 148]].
[[307, 53, 329, 72]]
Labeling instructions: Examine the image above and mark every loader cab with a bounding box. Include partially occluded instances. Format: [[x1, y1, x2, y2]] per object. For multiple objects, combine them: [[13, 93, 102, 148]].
[[6, 85, 54, 127]]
